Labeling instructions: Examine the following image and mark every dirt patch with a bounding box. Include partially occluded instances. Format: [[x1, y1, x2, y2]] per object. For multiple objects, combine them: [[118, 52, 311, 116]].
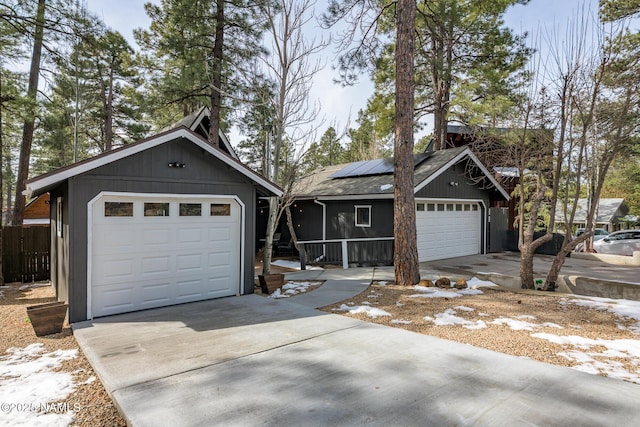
[[0, 282, 125, 426], [321, 281, 640, 382]]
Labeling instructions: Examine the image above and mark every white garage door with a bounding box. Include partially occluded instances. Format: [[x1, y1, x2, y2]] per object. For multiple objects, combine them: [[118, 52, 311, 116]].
[[416, 200, 481, 262], [89, 194, 242, 318]]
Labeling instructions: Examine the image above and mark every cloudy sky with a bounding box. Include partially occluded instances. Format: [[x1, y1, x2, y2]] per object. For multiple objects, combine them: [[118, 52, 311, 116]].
[[84, 0, 600, 144]]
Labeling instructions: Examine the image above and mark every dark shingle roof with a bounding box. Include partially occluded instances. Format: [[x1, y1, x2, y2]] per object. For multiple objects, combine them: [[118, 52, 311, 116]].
[[295, 147, 471, 197]]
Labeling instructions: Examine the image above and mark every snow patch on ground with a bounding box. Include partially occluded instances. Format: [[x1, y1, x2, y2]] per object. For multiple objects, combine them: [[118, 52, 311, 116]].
[[466, 277, 498, 288], [424, 308, 487, 330], [561, 296, 640, 333], [391, 319, 413, 325], [532, 333, 640, 383], [0, 343, 78, 426], [334, 304, 392, 318], [269, 281, 320, 299]]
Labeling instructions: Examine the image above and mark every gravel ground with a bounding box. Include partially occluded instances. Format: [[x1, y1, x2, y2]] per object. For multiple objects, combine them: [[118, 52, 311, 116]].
[[0, 282, 125, 426], [320, 280, 640, 382]]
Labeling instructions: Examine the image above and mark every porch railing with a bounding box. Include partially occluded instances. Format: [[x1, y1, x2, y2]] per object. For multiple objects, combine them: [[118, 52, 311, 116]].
[[297, 237, 394, 269]]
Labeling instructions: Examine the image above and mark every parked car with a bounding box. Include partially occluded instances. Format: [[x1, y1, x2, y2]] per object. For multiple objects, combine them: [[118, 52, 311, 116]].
[[574, 228, 610, 239], [592, 230, 640, 256], [573, 228, 610, 252]]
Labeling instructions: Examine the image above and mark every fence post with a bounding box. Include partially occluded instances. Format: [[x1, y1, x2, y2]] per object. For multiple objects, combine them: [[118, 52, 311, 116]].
[[342, 240, 349, 269]]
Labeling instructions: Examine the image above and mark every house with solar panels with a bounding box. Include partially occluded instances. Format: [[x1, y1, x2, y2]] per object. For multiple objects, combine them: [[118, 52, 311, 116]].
[[283, 146, 511, 268]]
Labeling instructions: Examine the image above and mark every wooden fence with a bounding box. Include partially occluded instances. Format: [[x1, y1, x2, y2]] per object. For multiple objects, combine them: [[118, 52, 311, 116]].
[[2, 226, 50, 283]]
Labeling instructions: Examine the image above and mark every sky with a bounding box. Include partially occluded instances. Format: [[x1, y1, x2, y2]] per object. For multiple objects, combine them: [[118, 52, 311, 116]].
[[84, 0, 600, 145]]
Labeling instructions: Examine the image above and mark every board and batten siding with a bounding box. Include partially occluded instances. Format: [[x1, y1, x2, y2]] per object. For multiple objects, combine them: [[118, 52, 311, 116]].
[[325, 200, 393, 240], [62, 139, 258, 322]]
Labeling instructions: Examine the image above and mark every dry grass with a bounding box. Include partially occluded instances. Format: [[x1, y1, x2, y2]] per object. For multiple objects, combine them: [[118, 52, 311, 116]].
[[0, 282, 125, 426]]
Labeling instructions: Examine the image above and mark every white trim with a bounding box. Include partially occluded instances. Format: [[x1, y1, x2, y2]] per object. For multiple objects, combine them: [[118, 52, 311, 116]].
[[413, 148, 511, 201], [190, 107, 238, 160], [313, 200, 327, 240], [86, 191, 245, 320], [25, 128, 282, 198], [316, 194, 393, 201], [354, 205, 372, 227]]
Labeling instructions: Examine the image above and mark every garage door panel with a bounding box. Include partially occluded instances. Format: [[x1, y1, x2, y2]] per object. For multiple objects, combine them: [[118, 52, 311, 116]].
[[177, 227, 205, 244], [91, 195, 241, 318], [176, 253, 204, 272], [142, 228, 172, 246], [416, 201, 481, 262], [141, 256, 172, 275]]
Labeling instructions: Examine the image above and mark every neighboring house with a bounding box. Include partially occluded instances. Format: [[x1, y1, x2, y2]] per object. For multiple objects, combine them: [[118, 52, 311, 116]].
[[23, 193, 50, 226], [24, 126, 281, 323], [555, 198, 629, 232], [290, 146, 510, 266]]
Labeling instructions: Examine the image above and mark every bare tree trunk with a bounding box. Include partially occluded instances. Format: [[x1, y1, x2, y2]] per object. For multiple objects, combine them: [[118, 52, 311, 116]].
[[262, 197, 279, 275], [285, 204, 299, 250], [13, 0, 46, 226], [0, 73, 5, 284], [208, 0, 224, 147], [394, 0, 420, 286]]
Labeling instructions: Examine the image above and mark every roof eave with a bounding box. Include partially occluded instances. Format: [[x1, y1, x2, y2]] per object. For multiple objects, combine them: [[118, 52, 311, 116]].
[[25, 127, 282, 199]]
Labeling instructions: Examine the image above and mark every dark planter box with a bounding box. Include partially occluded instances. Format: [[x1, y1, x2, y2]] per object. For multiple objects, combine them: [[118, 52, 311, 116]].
[[258, 274, 285, 294], [26, 301, 68, 336]]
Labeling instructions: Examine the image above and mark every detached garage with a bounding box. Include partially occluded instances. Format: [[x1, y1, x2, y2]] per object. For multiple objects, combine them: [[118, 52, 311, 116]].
[[25, 127, 281, 322]]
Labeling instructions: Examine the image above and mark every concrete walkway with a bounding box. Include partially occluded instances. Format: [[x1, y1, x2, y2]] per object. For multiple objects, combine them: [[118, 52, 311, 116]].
[[74, 289, 640, 426]]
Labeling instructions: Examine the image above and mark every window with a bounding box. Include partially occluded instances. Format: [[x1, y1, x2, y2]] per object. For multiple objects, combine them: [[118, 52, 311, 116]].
[[472, 204, 479, 211], [210, 203, 231, 216], [446, 204, 454, 211], [355, 205, 371, 227], [144, 203, 170, 217], [179, 203, 201, 216], [427, 204, 435, 212], [464, 204, 471, 211], [437, 204, 445, 211], [416, 203, 425, 212], [456, 204, 463, 211], [105, 202, 133, 217]]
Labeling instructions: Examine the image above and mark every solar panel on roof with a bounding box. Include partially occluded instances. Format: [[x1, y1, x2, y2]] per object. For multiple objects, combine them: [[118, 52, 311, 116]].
[[330, 152, 433, 179]]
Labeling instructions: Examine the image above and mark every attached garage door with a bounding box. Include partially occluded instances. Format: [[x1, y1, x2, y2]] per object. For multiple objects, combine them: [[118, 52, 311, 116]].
[[416, 200, 481, 262], [89, 194, 242, 318]]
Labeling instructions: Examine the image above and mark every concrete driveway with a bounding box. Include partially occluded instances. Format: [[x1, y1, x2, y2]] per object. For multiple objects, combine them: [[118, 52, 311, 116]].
[[74, 293, 640, 427]]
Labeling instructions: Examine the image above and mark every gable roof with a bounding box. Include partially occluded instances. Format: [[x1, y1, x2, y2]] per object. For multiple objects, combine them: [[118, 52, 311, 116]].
[[24, 127, 282, 198], [295, 146, 510, 200], [555, 198, 627, 224], [161, 106, 238, 159]]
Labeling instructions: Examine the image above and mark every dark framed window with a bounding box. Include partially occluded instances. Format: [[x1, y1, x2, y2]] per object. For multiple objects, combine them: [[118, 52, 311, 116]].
[[210, 203, 231, 216], [144, 203, 170, 217], [179, 203, 201, 216], [355, 205, 371, 227], [427, 204, 435, 211], [416, 203, 425, 212], [105, 202, 133, 217]]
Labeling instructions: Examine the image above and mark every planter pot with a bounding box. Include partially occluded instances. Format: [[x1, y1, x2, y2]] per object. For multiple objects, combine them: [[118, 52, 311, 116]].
[[258, 274, 285, 294], [26, 301, 68, 337]]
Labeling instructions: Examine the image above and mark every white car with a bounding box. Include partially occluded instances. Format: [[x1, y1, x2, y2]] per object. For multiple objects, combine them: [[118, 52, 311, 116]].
[[592, 230, 640, 256]]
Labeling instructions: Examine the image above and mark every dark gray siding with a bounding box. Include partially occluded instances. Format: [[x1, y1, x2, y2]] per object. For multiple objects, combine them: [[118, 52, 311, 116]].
[[326, 199, 394, 239], [415, 162, 493, 202], [64, 138, 259, 322], [289, 200, 324, 240]]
